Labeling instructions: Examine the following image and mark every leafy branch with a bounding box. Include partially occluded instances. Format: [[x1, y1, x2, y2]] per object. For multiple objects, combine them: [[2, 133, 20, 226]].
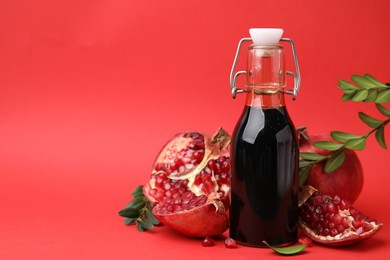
[[299, 74, 390, 186], [118, 185, 160, 231]]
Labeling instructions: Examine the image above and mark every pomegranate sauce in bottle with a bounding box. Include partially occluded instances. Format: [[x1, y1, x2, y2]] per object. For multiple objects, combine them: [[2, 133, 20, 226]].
[[229, 29, 301, 247]]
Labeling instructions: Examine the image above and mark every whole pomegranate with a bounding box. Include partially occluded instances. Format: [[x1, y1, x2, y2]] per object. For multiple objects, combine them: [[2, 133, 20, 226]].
[[143, 128, 231, 237], [298, 127, 363, 204], [298, 186, 382, 246]]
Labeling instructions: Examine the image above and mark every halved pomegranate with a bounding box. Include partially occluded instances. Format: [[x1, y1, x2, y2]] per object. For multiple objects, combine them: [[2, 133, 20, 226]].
[[143, 128, 231, 237], [298, 186, 382, 246], [152, 192, 229, 237]]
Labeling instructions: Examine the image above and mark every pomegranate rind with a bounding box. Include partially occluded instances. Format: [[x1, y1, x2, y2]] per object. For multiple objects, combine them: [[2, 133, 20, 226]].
[[152, 196, 229, 238]]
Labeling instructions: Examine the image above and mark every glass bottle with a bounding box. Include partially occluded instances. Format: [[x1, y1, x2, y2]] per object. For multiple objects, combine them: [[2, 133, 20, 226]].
[[229, 29, 301, 247]]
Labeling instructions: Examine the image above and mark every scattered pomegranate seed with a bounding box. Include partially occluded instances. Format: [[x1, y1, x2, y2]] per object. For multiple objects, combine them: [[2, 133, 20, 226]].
[[298, 236, 313, 247], [202, 237, 215, 247], [224, 238, 238, 248]]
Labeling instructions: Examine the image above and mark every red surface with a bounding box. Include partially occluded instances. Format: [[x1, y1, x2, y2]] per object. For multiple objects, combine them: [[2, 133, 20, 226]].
[[1, 0, 389, 259]]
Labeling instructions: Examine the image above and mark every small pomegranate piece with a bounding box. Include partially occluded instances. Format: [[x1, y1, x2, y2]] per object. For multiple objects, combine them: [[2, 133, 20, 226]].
[[202, 237, 215, 247], [224, 238, 238, 248], [298, 127, 363, 203], [298, 186, 382, 246], [144, 128, 231, 237]]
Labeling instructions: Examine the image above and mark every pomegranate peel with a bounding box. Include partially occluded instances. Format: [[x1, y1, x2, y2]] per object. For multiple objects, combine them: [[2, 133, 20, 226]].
[[299, 186, 383, 246]]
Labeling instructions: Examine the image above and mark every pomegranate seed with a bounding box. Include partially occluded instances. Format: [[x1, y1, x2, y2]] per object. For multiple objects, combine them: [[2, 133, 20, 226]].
[[214, 162, 221, 172], [194, 175, 202, 185], [202, 237, 215, 247], [222, 160, 230, 171], [164, 183, 171, 190], [193, 150, 204, 160], [363, 224, 373, 232], [218, 156, 226, 163], [330, 229, 338, 237], [327, 202, 337, 213], [322, 228, 330, 236], [207, 160, 216, 170], [339, 200, 348, 210], [349, 207, 358, 217], [224, 238, 238, 248], [299, 236, 313, 247], [337, 224, 345, 233], [333, 195, 341, 204], [333, 214, 341, 224], [341, 217, 350, 229], [328, 221, 335, 229], [352, 219, 365, 229], [315, 195, 324, 205], [312, 213, 320, 223]]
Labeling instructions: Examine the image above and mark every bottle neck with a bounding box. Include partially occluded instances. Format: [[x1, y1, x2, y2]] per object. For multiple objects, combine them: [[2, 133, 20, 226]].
[[245, 88, 286, 108], [245, 44, 286, 108]]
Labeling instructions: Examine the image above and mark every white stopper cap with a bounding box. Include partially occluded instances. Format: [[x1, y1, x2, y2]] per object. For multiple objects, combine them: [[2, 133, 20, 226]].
[[249, 28, 284, 45]]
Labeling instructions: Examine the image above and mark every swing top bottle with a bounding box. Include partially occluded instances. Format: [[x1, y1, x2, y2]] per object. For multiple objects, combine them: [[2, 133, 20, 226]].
[[229, 29, 301, 247]]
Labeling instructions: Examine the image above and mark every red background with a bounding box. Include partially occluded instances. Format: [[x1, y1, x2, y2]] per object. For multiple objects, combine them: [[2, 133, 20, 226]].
[[1, 0, 389, 259]]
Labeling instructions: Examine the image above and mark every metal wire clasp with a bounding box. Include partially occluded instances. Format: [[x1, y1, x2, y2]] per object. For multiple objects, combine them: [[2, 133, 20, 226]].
[[229, 37, 301, 100]]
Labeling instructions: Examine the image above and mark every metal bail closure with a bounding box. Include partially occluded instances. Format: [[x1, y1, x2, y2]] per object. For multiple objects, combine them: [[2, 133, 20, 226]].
[[229, 28, 301, 100]]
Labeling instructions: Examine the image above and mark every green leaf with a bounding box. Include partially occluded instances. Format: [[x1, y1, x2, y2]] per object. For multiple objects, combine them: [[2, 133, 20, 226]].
[[118, 207, 140, 218], [131, 185, 145, 199], [313, 141, 344, 151], [338, 79, 357, 90], [364, 74, 388, 88], [324, 149, 346, 173], [342, 92, 354, 101], [364, 89, 378, 102], [299, 160, 313, 168], [124, 218, 136, 225], [375, 126, 387, 150], [145, 210, 160, 225], [331, 131, 362, 143], [352, 89, 368, 102], [139, 217, 154, 230], [375, 89, 390, 104], [124, 198, 146, 210], [358, 112, 383, 128], [352, 75, 378, 89], [136, 222, 146, 232], [299, 165, 312, 187], [262, 241, 306, 255], [344, 136, 367, 150], [376, 104, 390, 117], [299, 152, 327, 161]]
